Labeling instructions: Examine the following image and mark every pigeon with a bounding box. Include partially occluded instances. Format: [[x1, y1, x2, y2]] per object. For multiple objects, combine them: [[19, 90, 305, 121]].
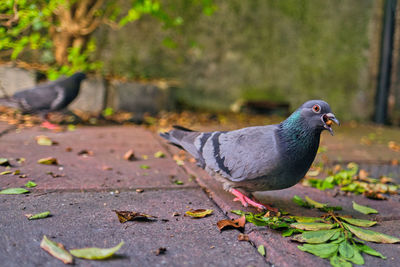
[[160, 100, 339, 211], [0, 72, 86, 129]]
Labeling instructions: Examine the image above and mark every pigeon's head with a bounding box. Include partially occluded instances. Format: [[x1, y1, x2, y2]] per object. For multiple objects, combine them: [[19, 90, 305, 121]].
[[299, 100, 340, 135], [72, 72, 87, 82]]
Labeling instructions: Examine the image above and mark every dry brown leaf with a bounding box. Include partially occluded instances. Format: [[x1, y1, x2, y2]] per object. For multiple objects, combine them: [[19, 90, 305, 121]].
[[102, 166, 113, 171], [238, 233, 249, 241], [154, 247, 167, 255], [363, 191, 387, 200], [77, 150, 93, 156], [123, 149, 136, 161], [65, 147, 73, 152], [113, 210, 157, 223], [358, 169, 368, 180], [388, 141, 400, 152], [217, 215, 246, 231]]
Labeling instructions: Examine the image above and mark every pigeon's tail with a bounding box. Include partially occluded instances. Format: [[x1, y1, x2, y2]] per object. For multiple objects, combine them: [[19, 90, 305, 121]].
[[0, 97, 20, 109], [160, 125, 201, 158]]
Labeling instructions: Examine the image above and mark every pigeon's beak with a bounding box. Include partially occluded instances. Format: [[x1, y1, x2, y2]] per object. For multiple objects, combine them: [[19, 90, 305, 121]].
[[321, 113, 340, 136]]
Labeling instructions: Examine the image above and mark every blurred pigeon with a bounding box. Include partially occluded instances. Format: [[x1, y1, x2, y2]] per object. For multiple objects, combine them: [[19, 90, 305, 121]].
[[161, 100, 339, 211], [0, 72, 86, 129]]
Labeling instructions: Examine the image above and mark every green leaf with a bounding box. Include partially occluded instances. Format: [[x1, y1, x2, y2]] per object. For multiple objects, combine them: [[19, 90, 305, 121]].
[[297, 243, 338, 258], [185, 209, 213, 218], [338, 241, 354, 259], [291, 216, 324, 223], [0, 158, 10, 166], [292, 195, 309, 207], [330, 255, 352, 267], [0, 188, 29, 194], [231, 210, 245, 216], [305, 196, 326, 208], [36, 135, 53, 146], [40, 235, 73, 264], [257, 245, 266, 256], [339, 216, 376, 227], [0, 170, 12, 175], [140, 164, 150, 169], [343, 222, 400, 243], [356, 244, 386, 259], [69, 241, 124, 260], [154, 151, 166, 158], [282, 229, 294, 237], [299, 229, 341, 244], [24, 181, 37, 188], [290, 222, 335, 231], [37, 157, 58, 165], [352, 201, 378, 214], [348, 246, 364, 265], [28, 211, 50, 220]]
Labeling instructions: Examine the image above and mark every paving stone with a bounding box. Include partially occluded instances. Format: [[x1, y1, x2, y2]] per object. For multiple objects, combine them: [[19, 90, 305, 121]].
[[0, 189, 267, 267], [70, 77, 106, 113], [0, 126, 196, 191]]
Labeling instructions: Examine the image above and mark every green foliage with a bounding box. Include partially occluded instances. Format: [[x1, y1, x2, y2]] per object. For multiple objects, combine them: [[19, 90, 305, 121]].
[[233, 195, 399, 266], [0, 0, 215, 79], [304, 163, 399, 197]]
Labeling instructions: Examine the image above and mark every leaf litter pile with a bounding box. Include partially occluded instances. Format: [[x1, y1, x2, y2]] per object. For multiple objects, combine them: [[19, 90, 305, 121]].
[[304, 163, 399, 200], [229, 195, 399, 267]]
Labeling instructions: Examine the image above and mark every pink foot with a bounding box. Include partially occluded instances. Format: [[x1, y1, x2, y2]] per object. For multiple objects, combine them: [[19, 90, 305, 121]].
[[40, 121, 61, 131], [230, 189, 278, 212]]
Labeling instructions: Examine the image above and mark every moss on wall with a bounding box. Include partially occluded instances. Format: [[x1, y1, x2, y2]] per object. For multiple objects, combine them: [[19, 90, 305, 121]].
[[95, 0, 375, 120]]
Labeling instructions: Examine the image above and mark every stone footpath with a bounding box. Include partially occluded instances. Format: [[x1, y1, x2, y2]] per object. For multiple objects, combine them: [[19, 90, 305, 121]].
[[0, 122, 399, 266]]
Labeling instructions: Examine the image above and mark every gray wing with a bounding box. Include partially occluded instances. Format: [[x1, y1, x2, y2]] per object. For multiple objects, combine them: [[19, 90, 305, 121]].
[[200, 125, 281, 182], [49, 85, 66, 111], [12, 83, 58, 112]]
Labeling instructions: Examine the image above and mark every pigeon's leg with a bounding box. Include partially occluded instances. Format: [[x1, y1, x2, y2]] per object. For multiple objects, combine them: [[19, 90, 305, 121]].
[[40, 113, 61, 130], [230, 189, 278, 212]]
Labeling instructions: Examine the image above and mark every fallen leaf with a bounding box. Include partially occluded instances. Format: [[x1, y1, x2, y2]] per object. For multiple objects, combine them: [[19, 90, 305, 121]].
[[217, 215, 246, 231], [185, 209, 213, 218], [36, 135, 57, 146], [40, 235, 73, 264], [0, 158, 10, 166], [27, 211, 51, 220], [305, 196, 326, 209], [46, 171, 63, 178], [77, 150, 93, 156], [0, 170, 11, 175], [0, 188, 29, 194], [69, 241, 124, 260], [65, 147, 73, 152], [388, 141, 400, 152], [102, 166, 113, 171], [363, 191, 387, 200], [24, 181, 37, 188], [356, 244, 386, 259], [154, 247, 167, 255], [298, 243, 339, 259], [113, 210, 157, 223], [358, 169, 368, 180], [136, 188, 144, 193], [257, 245, 266, 256], [172, 179, 184, 185], [123, 149, 136, 161], [37, 157, 58, 165], [292, 229, 341, 244], [290, 222, 335, 231], [13, 170, 20, 175], [343, 222, 400, 243], [140, 164, 150, 169], [238, 233, 249, 241], [339, 217, 377, 227], [154, 151, 166, 158], [352, 201, 378, 214]]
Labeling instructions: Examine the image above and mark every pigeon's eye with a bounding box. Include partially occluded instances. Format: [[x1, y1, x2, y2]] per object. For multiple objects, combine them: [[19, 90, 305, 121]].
[[312, 104, 321, 113]]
